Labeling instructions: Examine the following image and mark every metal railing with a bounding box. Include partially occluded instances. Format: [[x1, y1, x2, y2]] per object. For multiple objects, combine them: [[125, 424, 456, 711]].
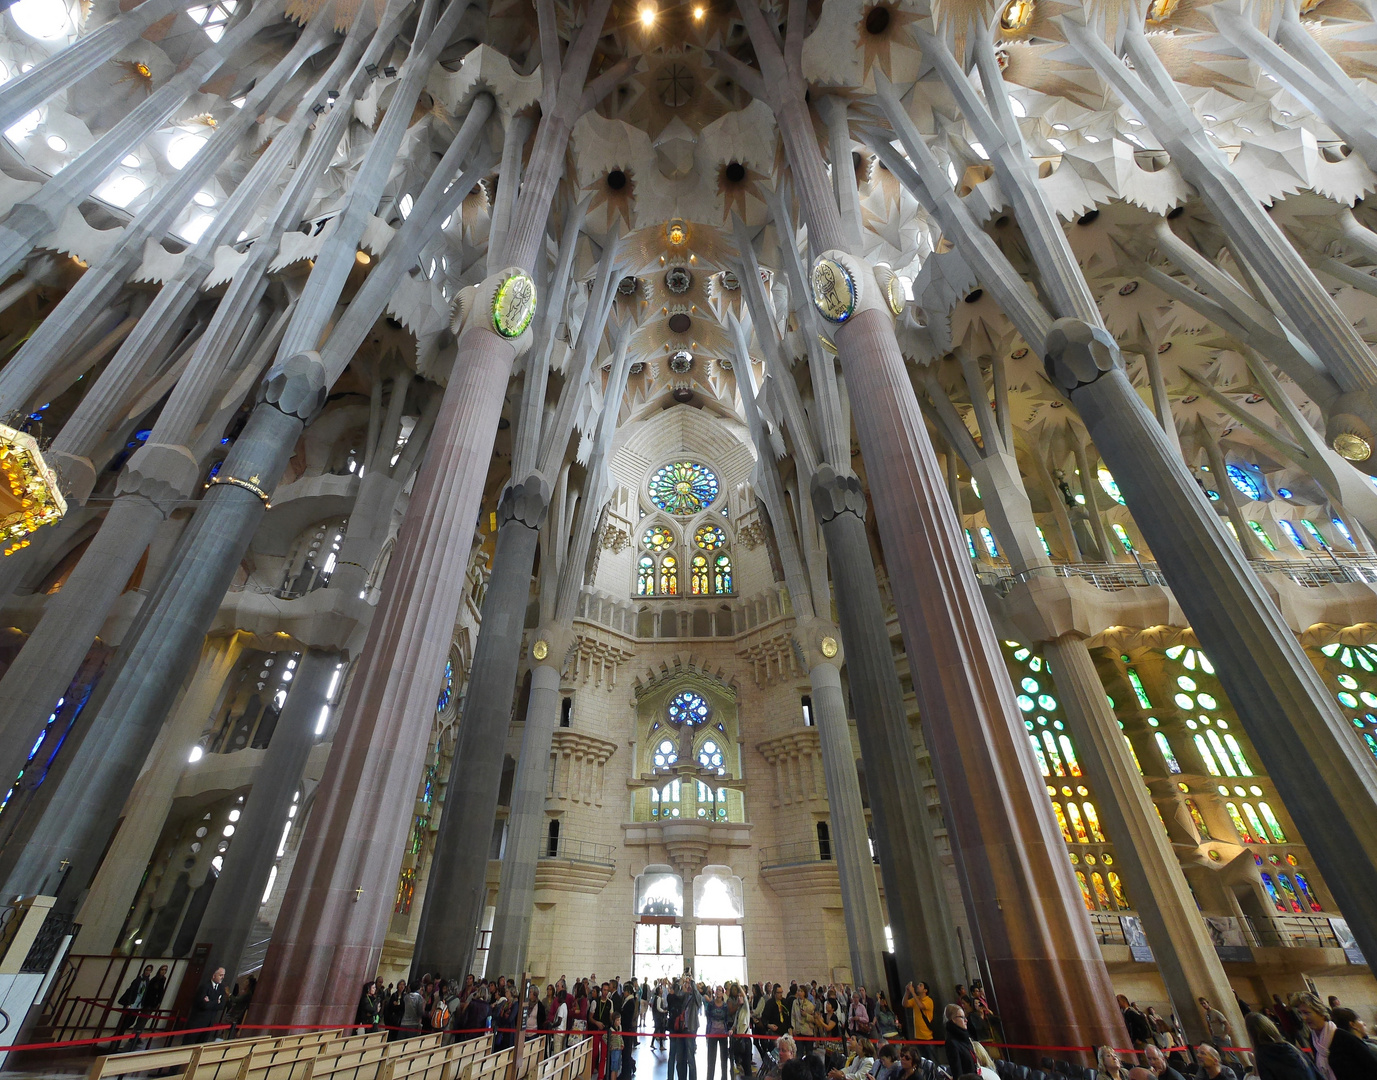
[[975, 554, 1377, 595], [1240, 913, 1342, 949], [759, 839, 828, 870], [540, 836, 616, 867]]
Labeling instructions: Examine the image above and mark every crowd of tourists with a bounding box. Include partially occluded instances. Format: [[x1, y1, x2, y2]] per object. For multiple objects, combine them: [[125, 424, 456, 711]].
[[347, 975, 1377, 1080]]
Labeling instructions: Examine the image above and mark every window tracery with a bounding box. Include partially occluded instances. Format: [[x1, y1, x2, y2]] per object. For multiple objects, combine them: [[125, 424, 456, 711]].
[[649, 462, 720, 515], [668, 691, 709, 727]]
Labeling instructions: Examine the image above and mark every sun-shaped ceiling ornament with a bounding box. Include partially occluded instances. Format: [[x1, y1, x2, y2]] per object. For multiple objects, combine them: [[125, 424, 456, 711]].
[[649, 461, 720, 515], [858, 2, 921, 79]]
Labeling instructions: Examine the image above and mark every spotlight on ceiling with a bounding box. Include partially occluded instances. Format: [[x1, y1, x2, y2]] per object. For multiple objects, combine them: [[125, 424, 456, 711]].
[[640, 4, 656, 26], [692, 5, 705, 18]]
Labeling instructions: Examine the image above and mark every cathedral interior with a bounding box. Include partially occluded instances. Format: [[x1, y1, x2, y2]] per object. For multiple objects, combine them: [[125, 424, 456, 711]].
[[1, 0, 1377, 1051]]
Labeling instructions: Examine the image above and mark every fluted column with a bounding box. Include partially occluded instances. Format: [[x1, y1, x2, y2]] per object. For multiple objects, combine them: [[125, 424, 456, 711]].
[[1044, 320, 1377, 971], [412, 480, 548, 978], [72, 632, 246, 952], [808, 658, 888, 990], [1040, 631, 1242, 1047], [194, 649, 341, 982], [485, 656, 561, 979], [809, 467, 962, 1004]]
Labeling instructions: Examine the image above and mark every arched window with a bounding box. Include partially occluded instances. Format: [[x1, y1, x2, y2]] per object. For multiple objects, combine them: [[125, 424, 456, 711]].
[[436, 657, 453, 713], [637, 555, 654, 596], [691, 554, 709, 594], [652, 739, 678, 769], [668, 691, 709, 727], [697, 739, 725, 774], [651, 779, 681, 817], [713, 554, 733, 594], [660, 555, 678, 595]]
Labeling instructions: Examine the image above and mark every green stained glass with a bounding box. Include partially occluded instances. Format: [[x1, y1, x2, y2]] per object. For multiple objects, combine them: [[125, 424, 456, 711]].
[[1128, 669, 1152, 709], [643, 524, 675, 551], [1248, 520, 1278, 552], [694, 524, 727, 549], [649, 461, 720, 515]]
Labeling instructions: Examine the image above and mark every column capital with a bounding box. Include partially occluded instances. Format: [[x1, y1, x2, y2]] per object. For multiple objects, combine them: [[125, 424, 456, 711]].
[[797, 617, 845, 669], [810, 464, 866, 525], [116, 442, 201, 512], [263, 349, 329, 421], [498, 474, 551, 530], [1042, 317, 1123, 392], [528, 625, 575, 672]]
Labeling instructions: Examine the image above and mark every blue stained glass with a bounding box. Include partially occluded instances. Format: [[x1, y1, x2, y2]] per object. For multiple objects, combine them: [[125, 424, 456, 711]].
[[1279, 520, 1308, 551], [980, 528, 999, 558], [1227, 464, 1264, 500], [649, 462, 720, 515], [964, 530, 978, 558], [1333, 518, 1355, 545], [1260, 873, 1286, 912], [1300, 520, 1329, 550], [668, 691, 709, 727], [437, 658, 453, 712], [1277, 488, 1293, 499]]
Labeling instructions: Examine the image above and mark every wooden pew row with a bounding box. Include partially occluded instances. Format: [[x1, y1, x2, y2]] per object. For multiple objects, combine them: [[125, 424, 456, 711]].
[[535, 1037, 592, 1080], [462, 1047, 513, 1080]]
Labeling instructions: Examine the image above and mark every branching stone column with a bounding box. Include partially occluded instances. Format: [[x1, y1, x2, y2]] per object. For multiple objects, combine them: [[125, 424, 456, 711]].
[[725, 0, 1123, 1043], [411, 477, 549, 979], [807, 652, 888, 990], [73, 632, 247, 952], [809, 466, 961, 1002], [1043, 316, 1377, 969]]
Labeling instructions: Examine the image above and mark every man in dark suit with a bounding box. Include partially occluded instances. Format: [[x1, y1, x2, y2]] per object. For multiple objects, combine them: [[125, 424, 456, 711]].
[[184, 966, 227, 1044], [620, 980, 640, 1078]]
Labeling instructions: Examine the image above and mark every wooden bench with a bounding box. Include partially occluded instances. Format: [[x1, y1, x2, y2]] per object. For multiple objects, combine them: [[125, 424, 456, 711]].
[[535, 1038, 592, 1080], [305, 1042, 387, 1080], [89, 1034, 269, 1080], [384, 1033, 444, 1058], [234, 1039, 325, 1080], [379, 1040, 481, 1080], [461, 1047, 513, 1080]]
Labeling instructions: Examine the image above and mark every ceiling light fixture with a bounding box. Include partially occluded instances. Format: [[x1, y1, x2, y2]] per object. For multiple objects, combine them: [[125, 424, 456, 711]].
[[640, 4, 656, 26]]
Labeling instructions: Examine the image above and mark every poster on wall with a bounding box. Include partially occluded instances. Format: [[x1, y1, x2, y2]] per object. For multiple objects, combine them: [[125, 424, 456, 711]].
[[1330, 919, 1366, 965], [1120, 916, 1154, 963], [1204, 916, 1253, 963]]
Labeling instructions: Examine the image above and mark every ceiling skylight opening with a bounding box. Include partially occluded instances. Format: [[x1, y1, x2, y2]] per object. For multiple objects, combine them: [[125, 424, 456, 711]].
[[179, 213, 215, 243], [97, 174, 146, 207], [4, 109, 40, 143], [1008, 97, 1027, 118], [11, 0, 74, 40], [167, 132, 207, 169], [1048, 138, 1066, 152], [969, 141, 988, 159]]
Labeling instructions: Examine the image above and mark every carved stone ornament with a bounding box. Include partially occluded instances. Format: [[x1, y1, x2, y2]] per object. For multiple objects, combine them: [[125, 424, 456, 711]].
[[736, 520, 766, 549], [820, 635, 839, 658], [666, 266, 692, 294], [532, 639, 550, 661], [1042, 317, 1121, 392], [492, 269, 537, 338], [811, 254, 858, 323], [669, 349, 693, 373], [720, 270, 739, 290]]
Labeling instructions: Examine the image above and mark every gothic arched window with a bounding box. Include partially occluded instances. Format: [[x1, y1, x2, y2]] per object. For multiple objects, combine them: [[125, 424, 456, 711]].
[[691, 554, 709, 594], [653, 738, 678, 769], [436, 657, 453, 713], [637, 555, 655, 596], [660, 555, 679, 595], [651, 779, 681, 817], [713, 554, 733, 594], [668, 691, 709, 727], [697, 739, 725, 774]]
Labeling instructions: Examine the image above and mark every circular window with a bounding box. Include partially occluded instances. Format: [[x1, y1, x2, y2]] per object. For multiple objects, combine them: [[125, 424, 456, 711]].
[[650, 462, 719, 515], [694, 524, 726, 549], [653, 739, 678, 768], [668, 691, 710, 727], [642, 524, 674, 551]]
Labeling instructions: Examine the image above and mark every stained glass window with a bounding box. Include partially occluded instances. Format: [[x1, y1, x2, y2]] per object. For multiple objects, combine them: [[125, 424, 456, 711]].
[[653, 738, 678, 769], [1037, 527, 1053, 557], [1227, 464, 1264, 500], [1275, 872, 1303, 913], [1279, 520, 1308, 551], [1300, 520, 1329, 549], [1065, 802, 1090, 843], [697, 739, 725, 773], [1128, 669, 1152, 709], [1082, 802, 1106, 842], [1112, 523, 1136, 553], [714, 554, 733, 594], [1258, 802, 1287, 842], [651, 778, 681, 817], [1226, 802, 1255, 843], [1249, 521, 1278, 552], [1243, 803, 1270, 844], [694, 524, 726, 549], [437, 658, 453, 712], [643, 524, 675, 551], [691, 554, 709, 594], [1053, 802, 1073, 843], [1261, 873, 1286, 912], [1092, 872, 1112, 908], [638, 555, 654, 595], [1075, 870, 1094, 910], [1332, 518, 1355, 546], [668, 691, 709, 727], [1294, 872, 1323, 911], [1155, 732, 1182, 773], [1317, 643, 1377, 761], [1186, 799, 1211, 840], [1195, 736, 1221, 776], [649, 462, 720, 515], [660, 555, 678, 595], [980, 527, 999, 558], [1108, 871, 1129, 909], [1098, 468, 1125, 505]]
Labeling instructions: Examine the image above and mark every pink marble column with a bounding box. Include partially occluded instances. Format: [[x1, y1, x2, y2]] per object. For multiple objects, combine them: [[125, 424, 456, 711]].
[[730, 0, 1123, 1047], [251, 330, 515, 1025]]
